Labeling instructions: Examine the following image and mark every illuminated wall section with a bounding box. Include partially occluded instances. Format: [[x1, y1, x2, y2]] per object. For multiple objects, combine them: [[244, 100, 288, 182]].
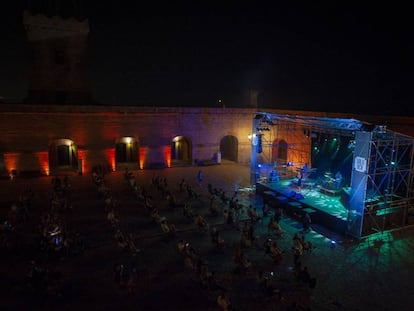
[[163, 145, 171, 168], [34, 151, 49, 175], [3, 153, 18, 176], [139, 146, 148, 169], [77, 149, 87, 174], [3, 152, 49, 176], [105, 148, 116, 172]]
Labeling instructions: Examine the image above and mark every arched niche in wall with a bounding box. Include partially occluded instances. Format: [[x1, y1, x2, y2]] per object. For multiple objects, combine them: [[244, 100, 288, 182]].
[[220, 135, 238, 162], [49, 138, 78, 174], [272, 139, 288, 166], [171, 136, 192, 164], [115, 136, 139, 170]]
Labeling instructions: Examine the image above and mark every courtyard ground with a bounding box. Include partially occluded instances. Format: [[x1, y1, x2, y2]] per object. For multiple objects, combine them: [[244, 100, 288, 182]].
[[1, 161, 414, 310]]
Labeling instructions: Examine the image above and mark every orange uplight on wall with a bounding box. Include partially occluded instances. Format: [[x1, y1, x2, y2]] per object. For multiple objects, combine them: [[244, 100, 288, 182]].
[[77, 149, 87, 174], [163, 145, 171, 168], [139, 147, 148, 169], [105, 148, 116, 171], [3, 152, 18, 176], [34, 151, 49, 175]]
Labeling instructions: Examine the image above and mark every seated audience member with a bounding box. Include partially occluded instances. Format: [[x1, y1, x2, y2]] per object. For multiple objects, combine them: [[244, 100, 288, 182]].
[[256, 270, 283, 299], [240, 230, 251, 248], [263, 238, 272, 255], [274, 206, 283, 222], [269, 241, 283, 263], [199, 263, 212, 288], [301, 235, 313, 252], [223, 210, 229, 223], [206, 271, 223, 291], [126, 234, 140, 255], [160, 219, 176, 237], [183, 203, 194, 221], [268, 216, 284, 236], [296, 266, 317, 288], [247, 206, 262, 224], [145, 196, 154, 211], [210, 227, 225, 247], [177, 239, 187, 255], [194, 214, 208, 231], [293, 232, 313, 252], [166, 191, 177, 208], [210, 227, 220, 244], [217, 292, 232, 311], [227, 209, 235, 225], [151, 208, 161, 224], [302, 212, 311, 233], [235, 250, 252, 271], [107, 209, 119, 227], [209, 195, 219, 216], [114, 230, 129, 251], [293, 233, 304, 269], [184, 256, 194, 271]]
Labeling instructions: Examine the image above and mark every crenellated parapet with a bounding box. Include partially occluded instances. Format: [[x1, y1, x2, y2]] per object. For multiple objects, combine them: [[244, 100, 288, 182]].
[[23, 11, 89, 41]]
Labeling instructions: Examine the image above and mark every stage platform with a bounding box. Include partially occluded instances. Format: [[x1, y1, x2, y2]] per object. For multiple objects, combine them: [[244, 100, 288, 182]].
[[256, 178, 349, 235]]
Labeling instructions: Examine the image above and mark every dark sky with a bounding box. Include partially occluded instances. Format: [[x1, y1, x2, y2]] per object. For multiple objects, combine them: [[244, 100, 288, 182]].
[[1, 1, 413, 115]]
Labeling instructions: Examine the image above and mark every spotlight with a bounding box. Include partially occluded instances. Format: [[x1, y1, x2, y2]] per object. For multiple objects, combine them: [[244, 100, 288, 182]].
[[348, 140, 356, 149], [256, 127, 270, 132], [257, 134, 263, 153], [330, 240, 336, 248]]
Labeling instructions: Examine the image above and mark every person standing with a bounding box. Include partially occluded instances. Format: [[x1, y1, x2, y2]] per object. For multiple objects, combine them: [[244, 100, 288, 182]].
[[302, 212, 311, 233], [197, 170, 203, 187], [234, 183, 239, 197], [297, 169, 303, 193], [293, 233, 304, 269]]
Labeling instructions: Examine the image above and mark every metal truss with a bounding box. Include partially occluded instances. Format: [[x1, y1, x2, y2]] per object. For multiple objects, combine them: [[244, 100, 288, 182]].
[[364, 127, 414, 233]]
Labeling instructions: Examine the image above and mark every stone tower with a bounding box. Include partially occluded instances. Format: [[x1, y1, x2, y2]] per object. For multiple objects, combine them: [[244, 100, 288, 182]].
[[23, 1, 91, 105]]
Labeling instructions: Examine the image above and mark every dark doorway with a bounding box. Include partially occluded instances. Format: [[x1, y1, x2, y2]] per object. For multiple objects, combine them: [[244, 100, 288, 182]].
[[115, 137, 139, 169], [49, 139, 78, 174], [57, 145, 70, 166], [220, 135, 238, 162], [115, 143, 127, 163], [171, 136, 192, 163]]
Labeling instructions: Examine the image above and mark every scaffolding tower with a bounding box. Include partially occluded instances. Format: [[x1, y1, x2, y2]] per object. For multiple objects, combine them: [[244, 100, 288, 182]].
[[361, 126, 414, 236]]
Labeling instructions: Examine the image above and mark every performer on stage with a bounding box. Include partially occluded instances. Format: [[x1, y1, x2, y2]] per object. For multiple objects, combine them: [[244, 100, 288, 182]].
[[302, 163, 309, 173], [323, 170, 334, 189], [297, 169, 303, 192], [334, 171, 343, 190]]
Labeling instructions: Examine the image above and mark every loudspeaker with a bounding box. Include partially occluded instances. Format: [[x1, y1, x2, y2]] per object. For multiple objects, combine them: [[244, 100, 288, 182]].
[[296, 193, 305, 200], [340, 187, 351, 210]]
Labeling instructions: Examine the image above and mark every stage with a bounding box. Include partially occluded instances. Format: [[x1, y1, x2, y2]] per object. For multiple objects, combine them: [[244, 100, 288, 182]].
[[257, 178, 349, 235]]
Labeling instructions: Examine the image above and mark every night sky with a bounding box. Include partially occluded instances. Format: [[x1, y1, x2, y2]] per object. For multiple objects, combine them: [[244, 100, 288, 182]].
[[1, 1, 413, 116]]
